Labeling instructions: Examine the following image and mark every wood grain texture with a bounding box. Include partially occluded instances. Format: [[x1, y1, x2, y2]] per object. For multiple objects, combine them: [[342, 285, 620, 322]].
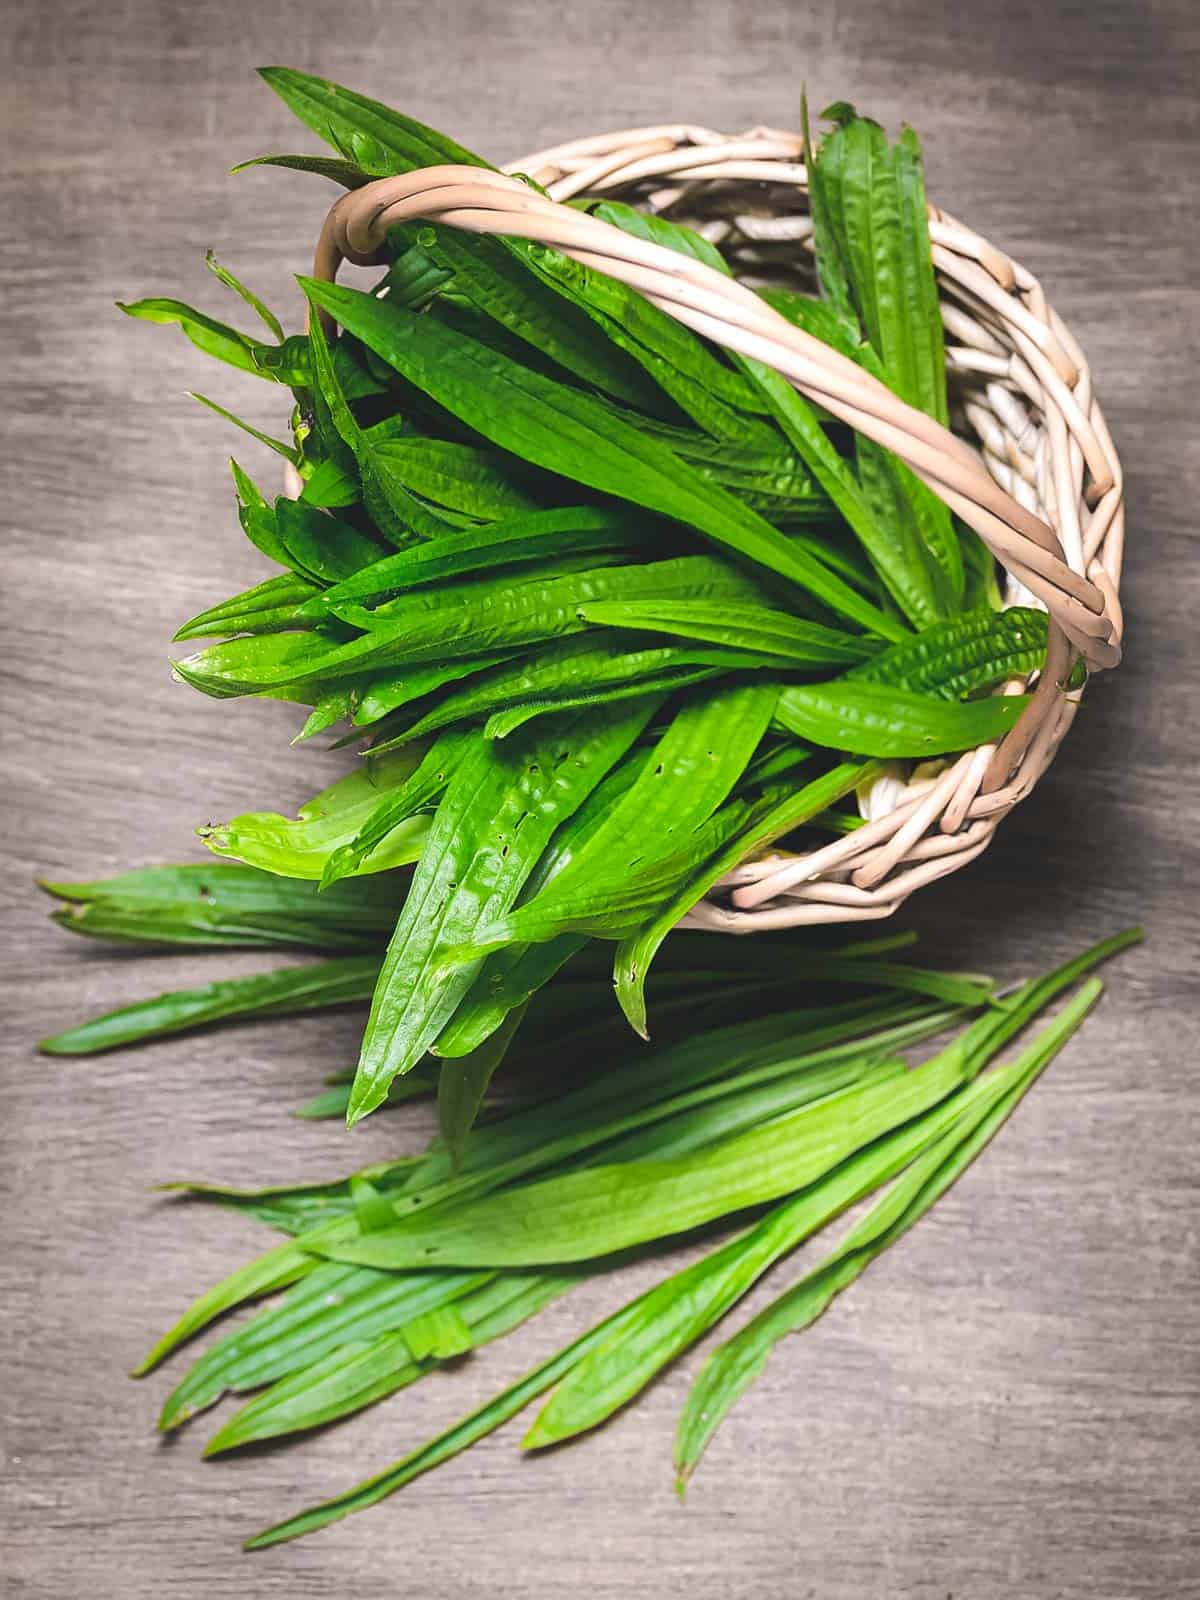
[[2, 1, 1198, 1594]]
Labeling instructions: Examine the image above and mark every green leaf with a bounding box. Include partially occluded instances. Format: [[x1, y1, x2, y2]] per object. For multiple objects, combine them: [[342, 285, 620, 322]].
[[353, 654, 518, 727], [40, 862, 404, 950], [816, 113, 948, 427], [524, 243, 774, 441], [189, 391, 300, 465], [847, 606, 1048, 697], [273, 497, 385, 584], [736, 353, 949, 628], [297, 456, 360, 508], [804, 106, 963, 604], [38, 955, 382, 1057], [370, 437, 541, 519], [430, 749, 667, 1057], [294, 1071, 434, 1120], [216, 1272, 576, 1458], [632, 416, 831, 529], [137, 986, 963, 1390], [225, 459, 307, 574], [318, 1011, 994, 1269], [243, 1016, 969, 1546], [258, 67, 492, 176], [425, 225, 665, 411], [342, 1001, 959, 1237], [673, 977, 1106, 1483], [379, 240, 453, 308], [135, 1237, 325, 1378], [590, 200, 732, 275], [204, 249, 284, 342], [116, 298, 284, 380], [802, 92, 854, 322], [159, 1261, 484, 1429], [482, 666, 723, 739], [231, 152, 372, 187], [173, 572, 321, 641], [380, 634, 739, 747], [303, 506, 647, 615], [588, 207, 904, 590], [243, 1292, 618, 1549], [578, 599, 879, 669], [433, 933, 589, 1060], [200, 747, 429, 879], [495, 681, 777, 934], [774, 680, 1030, 757], [306, 307, 453, 544], [525, 977, 1079, 1456]]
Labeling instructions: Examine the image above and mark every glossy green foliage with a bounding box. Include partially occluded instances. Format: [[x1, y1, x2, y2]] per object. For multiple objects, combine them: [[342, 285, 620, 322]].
[[39, 863, 403, 950], [200, 750, 431, 879], [69, 75, 1128, 1559], [38, 955, 382, 1056], [150, 931, 1133, 1549], [123, 85, 1035, 1100]]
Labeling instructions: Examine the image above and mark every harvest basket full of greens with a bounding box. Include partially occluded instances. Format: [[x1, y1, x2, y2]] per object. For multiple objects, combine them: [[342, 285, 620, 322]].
[[37, 73, 1137, 1549], [109, 75, 1126, 1122]]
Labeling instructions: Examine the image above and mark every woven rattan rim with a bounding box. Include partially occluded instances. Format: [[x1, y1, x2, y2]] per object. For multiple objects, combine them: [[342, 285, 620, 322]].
[[310, 122, 1125, 930]]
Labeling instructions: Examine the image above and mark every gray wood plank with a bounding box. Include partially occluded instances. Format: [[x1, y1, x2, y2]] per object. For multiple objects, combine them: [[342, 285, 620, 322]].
[[2, 1, 1197, 1594]]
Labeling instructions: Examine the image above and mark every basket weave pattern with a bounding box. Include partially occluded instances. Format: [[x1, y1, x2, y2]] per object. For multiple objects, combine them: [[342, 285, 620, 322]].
[[312, 123, 1125, 930]]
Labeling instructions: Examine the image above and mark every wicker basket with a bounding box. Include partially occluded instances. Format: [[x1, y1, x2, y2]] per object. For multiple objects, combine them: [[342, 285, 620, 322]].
[[310, 122, 1125, 932]]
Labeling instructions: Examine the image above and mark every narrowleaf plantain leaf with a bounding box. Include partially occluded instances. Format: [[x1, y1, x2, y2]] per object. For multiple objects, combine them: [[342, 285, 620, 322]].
[[306, 307, 456, 544], [161, 1262, 490, 1431], [40, 862, 403, 951], [381, 634, 756, 747], [488, 681, 778, 935], [368, 437, 542, 519], [529, 975, 1100, 1453], [273, 497, 386, 584], [204, 249, 285, 341], [258, 67, 492, 175], [481, 666, 726, 738], [200, 748, 430, 878], [353, 653, 519, 727], [38, 955, 383, 1057], [190, 391, 301, 465], [577, 598, 879, 669], [317, 1002, 999, 1270], [174, 572, 321, 642], [774, 680, 1030, 756], [847, 605, 1048, 696], [672, 979, 1105, 1484], [116, 298, 294, 381], [301, 506, 649, 616], [231, 151, 372, 187]]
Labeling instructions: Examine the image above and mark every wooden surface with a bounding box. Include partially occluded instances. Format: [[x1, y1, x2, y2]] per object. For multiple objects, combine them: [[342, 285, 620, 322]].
[[3, 2, 1198, 1594]]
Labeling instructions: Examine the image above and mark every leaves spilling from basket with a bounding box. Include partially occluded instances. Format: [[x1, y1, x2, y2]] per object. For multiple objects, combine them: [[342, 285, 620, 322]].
[[41, 70, 1129, 1548]]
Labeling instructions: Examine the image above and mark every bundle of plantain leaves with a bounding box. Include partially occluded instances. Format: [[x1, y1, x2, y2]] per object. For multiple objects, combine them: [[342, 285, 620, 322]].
[[38, 71, 1126, 1549]]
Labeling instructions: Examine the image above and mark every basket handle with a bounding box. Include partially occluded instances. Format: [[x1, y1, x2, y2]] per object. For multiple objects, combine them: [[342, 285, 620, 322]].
[[311, 164, 1122, 792]]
